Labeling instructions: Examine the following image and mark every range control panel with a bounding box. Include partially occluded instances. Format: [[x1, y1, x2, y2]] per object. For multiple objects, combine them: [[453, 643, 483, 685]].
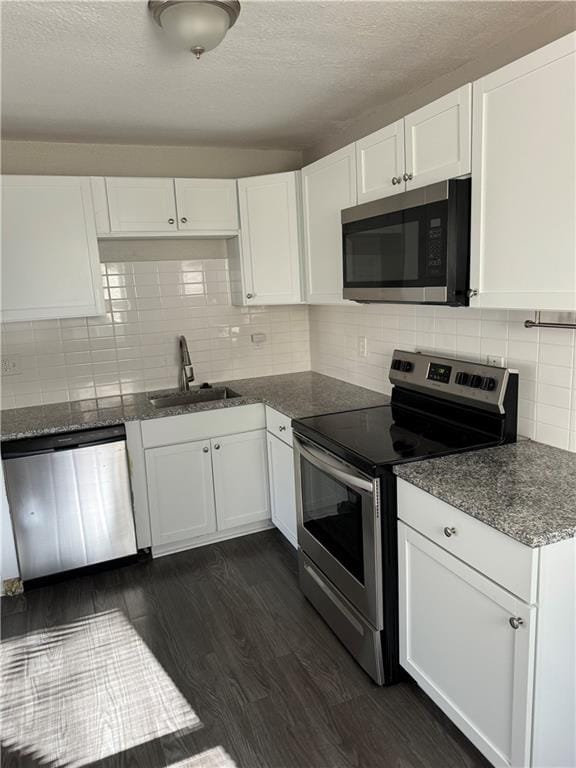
[[389, 350, 513, 412]]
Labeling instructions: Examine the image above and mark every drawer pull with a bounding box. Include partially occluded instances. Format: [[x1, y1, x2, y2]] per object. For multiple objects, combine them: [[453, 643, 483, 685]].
[[279, 425, 286, 432], [509, 616, 524, 630], [443, 526, 456, 538]]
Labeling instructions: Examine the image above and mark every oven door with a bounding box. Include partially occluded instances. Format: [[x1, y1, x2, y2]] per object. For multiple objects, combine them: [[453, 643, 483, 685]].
[[341, 190, 449, 303], [293, 434, 383, 629]]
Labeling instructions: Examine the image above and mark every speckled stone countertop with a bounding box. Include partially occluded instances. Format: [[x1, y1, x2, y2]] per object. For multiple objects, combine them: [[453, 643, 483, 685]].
[[0, 372, 389, 442], [394, 441, 576, 548]]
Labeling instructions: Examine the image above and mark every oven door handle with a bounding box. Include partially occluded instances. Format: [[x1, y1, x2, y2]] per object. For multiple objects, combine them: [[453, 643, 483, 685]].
[[293, 436, 373, 494]]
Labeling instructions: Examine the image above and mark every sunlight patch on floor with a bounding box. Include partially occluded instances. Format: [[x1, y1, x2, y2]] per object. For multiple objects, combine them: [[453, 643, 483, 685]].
[[0, 609, 201, 767], [170, 747, 238, 768]]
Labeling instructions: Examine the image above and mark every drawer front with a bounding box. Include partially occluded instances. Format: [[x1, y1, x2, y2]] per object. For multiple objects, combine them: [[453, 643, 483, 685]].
[[397, 479, 538, 603], [141, 404, 265, 448], [265, 406, 293, 446]]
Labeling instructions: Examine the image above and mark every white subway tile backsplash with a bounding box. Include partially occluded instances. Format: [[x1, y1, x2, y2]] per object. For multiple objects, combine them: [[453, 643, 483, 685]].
[[310, 304, 576, 452], [1, 259, 310, 409]]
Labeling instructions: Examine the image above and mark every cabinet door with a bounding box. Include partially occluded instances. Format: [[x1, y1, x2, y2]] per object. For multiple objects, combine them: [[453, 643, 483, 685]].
[[145, 441, 217, 547], [174, 178, 238, 232], [399, 523, 535, 768], [356, 120, 405, 203], [301, 144, 357, 304], [106, 178, 177, 232], [267, 433, 297, 548], [212, 430, 270, 531], [404, 85, 471, 191], [1, 176, 105, 322], [470, 34, 575, 310], [237, 172, 302, 305]]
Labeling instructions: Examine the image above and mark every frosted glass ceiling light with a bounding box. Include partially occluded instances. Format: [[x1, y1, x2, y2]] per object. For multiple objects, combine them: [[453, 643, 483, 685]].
[[148, 1, 241, 59]]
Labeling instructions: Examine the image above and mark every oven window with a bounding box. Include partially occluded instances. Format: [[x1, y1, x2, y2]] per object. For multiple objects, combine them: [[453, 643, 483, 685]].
[[300, 458, 365, 583], [344, 220, 419, 284]]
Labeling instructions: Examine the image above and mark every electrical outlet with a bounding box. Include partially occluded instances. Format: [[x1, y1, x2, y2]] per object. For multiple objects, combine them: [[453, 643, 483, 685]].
[[486, 355, 505, 368], [358, 336, 367, 358], [1, 357, 21, 376]]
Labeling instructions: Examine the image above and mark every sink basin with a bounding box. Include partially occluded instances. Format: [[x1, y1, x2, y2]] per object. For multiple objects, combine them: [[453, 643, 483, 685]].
[[149, 387, 241, 409]]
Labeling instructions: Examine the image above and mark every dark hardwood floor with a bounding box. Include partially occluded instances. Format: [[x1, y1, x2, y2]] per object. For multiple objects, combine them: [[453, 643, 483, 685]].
[[1, 530, 490, 768]]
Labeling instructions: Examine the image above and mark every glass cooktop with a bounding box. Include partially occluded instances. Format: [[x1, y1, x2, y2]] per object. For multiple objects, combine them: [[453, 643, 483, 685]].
[[293, 404, 501, 474]]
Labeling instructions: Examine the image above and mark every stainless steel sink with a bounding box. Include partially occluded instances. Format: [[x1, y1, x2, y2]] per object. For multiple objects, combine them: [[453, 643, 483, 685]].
[[149, 387, 241, 409]]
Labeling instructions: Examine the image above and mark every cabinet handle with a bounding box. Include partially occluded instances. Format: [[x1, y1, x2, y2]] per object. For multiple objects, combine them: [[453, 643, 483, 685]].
[[467, 289, 479, 298], [168, 218, 175, 224], [246, 293, 254, 299], [214, 443, 221, 450], [202, 446, 209, 453], [443, 526, 456, 538], [279, 425, 286, 432], [180, 217, 188, 223], [509, 617, 524, 630], [403, 172, 413, 181]]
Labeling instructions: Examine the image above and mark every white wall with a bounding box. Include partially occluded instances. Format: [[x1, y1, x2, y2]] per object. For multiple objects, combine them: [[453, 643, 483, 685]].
[[1, 140, 302, 178], [1, 253, 310, 408], [310, 305, 576, 452]]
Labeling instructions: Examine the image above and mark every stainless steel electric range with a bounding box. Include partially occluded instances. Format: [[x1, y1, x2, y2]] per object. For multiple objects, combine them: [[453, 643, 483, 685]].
[[292, 350, 518, 685]]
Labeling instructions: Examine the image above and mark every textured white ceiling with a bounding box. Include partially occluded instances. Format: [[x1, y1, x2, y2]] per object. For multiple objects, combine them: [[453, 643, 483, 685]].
[[1, 0, 558, 149]]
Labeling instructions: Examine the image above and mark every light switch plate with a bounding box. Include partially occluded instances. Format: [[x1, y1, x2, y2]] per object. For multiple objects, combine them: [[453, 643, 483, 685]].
[[1, 357, 21, 376]]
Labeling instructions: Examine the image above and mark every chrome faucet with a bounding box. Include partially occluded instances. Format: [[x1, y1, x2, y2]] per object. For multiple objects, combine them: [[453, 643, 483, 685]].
[[178, 335, 195, 391]]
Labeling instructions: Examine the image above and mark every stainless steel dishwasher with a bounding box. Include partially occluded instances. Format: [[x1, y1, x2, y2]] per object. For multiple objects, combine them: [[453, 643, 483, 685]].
[[2, 425, 137, 581]]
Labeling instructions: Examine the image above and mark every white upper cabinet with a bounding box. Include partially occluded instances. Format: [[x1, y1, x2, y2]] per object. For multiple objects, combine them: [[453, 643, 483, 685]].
[[356, 120, 405, 203], [106, 177, 178, 233], [302, 144, 357, 304], [211, 430, 270, 531], [1, 176, 105, 322], [236, 171, 302, 305], [353, 86, 471, 204], [404, 84, 471, 190], [470, 33, 576, 310], [174, 178, 238, 232]]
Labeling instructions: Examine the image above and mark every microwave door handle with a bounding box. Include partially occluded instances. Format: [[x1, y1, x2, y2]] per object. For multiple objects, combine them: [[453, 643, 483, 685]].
[[294, 436, 373, 494]]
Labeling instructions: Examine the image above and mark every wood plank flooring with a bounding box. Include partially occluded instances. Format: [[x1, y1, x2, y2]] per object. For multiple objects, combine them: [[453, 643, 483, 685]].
[[1, 530, 490, 768]]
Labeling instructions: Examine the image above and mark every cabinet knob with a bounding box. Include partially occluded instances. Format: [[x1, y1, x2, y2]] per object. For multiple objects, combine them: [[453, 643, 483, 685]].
[[246, 293, 254, 299], [467, 289, 479, 298], [202, 446, 209, 453], [391, 177, 399, 185], [180, 217, 188, 224], [443, 526, 456, 538], [214, 443, 221, 450], [509, 616, 524, 630], [403, 172, 413, 181], [168, 218, 175, 224], [279, 425, 286, 432]]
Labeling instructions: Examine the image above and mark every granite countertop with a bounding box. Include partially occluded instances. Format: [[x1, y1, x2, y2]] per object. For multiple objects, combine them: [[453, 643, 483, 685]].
[[0, 371, 389, 442], [394, 441, 576, 548]]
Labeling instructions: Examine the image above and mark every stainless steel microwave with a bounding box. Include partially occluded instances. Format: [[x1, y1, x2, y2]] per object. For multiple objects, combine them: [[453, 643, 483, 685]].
[[341, 179, 471, 305]]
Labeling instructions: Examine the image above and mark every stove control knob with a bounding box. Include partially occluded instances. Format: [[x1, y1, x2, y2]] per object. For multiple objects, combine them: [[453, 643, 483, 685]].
[[469, 374, 483, 388], [400, 361, 413, 373], [481, 377, 497, 391], [455, 372, 470, 386], [391, 359, 402, 371]]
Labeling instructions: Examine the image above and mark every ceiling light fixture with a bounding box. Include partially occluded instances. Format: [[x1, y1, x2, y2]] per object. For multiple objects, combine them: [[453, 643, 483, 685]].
[[148, 0, 240, 59]]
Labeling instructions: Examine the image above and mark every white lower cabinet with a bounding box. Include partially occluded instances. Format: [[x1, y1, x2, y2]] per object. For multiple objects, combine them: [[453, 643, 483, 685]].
[[399, 522, 534, 767], [143, 413, 271, 555], [398, 478, 576, 768], [212, 431, 270, 531], [267, 432, 297, 548], [146, 440, 217, 548]]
